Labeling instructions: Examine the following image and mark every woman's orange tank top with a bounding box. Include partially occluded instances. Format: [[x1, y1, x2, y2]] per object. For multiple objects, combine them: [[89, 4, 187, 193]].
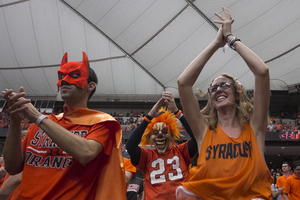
[[183, 123, 272, 200]]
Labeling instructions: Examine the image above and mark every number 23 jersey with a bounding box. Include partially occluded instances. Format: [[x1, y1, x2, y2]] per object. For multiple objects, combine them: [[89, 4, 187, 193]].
[[137, 141, 191, 200]]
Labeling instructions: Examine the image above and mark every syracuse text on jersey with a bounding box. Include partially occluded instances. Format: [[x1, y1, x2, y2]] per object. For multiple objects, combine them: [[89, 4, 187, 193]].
[[24, 128, 88, 169]]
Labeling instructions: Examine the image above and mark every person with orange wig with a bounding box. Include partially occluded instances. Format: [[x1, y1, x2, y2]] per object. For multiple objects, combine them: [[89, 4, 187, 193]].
[[126, 92, 197, 200]]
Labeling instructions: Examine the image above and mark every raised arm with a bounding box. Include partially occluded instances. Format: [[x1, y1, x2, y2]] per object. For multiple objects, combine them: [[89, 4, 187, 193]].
[[177, 26, 227, 152], [126, 98, 165, 165], [238, 41, 269, 157], [3, 87, 104, 172], [215, 7, 270, 157], [162, 92, 197, 158], [2, 89, 29, 174]]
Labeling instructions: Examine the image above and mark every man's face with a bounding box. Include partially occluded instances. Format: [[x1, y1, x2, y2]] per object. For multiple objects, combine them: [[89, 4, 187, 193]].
[[149, 122, 172, 154], [57, 61, 88, 89], [294, 166, 300, 178], [282, 164, 290, 172]]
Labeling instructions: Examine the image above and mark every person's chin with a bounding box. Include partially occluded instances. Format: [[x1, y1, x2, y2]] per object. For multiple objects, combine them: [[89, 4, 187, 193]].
[[61, 93, 72, 100], [157, 148, 167, 154]]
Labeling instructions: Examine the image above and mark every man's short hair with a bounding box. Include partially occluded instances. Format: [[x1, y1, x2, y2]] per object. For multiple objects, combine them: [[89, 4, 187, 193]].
[[87, 67, 98, 100], [293, 160, 300, 169], [282, 161, 290, 167]]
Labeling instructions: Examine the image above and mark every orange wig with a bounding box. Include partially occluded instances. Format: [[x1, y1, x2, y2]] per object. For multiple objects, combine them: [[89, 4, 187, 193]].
[[140, 107, 183, 147]]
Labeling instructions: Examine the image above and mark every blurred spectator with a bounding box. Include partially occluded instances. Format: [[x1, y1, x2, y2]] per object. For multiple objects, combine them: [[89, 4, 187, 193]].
[[130, 123, 135, 131], [271, 172, 282, 200], [277, 162, 291, 199], [280, 112, 285, 119], [288, 122, 293, 131], [271, 117, 276, 124], [129, 117, 134, 124], [275, 123, 282, 132], [127, 169, 144, 200], [283, 160, 300, 200], [267, 122, 276, 132]]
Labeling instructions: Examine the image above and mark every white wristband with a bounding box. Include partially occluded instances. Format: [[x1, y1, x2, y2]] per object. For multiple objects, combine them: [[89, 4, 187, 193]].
[[177, 113, 183, 120], [35, 115, 48, 126]]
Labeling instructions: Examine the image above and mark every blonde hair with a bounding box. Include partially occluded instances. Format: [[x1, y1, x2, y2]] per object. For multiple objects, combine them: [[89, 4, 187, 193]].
[[140, 107, 183, 147], [199, 73, 253, 131]]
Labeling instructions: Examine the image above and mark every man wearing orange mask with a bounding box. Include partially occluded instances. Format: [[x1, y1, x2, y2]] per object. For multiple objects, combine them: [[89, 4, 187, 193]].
[[126, 92, 197, 200], [2, 52, 126, 199]]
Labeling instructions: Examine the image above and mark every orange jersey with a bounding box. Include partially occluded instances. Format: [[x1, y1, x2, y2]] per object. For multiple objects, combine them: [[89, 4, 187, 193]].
[[283, 174, 300, 200], [124, 157, 136, 176], [138, 141, 191, 200], [9, 106, 126, 200], [124, 157, 136, 188], [277, 175, 289, 199], [182, 123, 273, 200]]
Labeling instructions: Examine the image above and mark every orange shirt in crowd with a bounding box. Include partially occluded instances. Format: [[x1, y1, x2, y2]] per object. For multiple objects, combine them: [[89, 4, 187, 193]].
[[276, 124, 282, 131], [277, 175, 290, 199], [283, 174, 300, 200], [124, 157, 136, 188], [124, 158, 136, 176]]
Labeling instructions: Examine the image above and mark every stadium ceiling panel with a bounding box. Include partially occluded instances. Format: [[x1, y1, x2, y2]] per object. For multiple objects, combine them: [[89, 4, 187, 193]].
[[0, 0, 299, 101]]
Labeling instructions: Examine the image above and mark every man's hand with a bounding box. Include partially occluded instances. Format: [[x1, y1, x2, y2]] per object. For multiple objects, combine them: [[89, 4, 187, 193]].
[[2, 87, 42, 123], [148, 98, 165, 118], [162, 92, 178, 113], [2, 87, 31, 124], [278, 187, 284, 194]]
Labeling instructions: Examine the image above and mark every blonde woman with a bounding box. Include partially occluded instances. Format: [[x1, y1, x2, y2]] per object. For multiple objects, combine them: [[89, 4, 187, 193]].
[[176, 7, 272, 200]]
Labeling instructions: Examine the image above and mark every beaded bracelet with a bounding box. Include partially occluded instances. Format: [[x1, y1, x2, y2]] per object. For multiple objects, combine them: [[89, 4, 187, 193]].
[[228, 36, 241, 50]]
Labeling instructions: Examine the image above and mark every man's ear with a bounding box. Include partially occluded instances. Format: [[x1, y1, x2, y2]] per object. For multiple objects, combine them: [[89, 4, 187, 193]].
[[87, 82, 96, 92]]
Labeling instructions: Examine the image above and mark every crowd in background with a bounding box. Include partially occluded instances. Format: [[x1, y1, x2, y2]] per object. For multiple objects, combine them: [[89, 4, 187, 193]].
[[1, 107, 300, 133], [2, 107, 300, 133], [267, 116, 300, 133], [0, 108, 189, 132]]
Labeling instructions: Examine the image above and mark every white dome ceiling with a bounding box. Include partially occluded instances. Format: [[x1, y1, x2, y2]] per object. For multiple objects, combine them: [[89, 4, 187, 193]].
[[0, 0, 299, 101]]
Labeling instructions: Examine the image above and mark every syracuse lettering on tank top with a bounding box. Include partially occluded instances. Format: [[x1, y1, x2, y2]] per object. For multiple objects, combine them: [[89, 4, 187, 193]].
[[183, 123, 273, 200], [205, 140, 252, 160], [24, 125, 88, 169]]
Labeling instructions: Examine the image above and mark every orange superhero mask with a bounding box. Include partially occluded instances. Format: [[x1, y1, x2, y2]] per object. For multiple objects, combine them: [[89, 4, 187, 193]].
[[57, 52, 89, 89]]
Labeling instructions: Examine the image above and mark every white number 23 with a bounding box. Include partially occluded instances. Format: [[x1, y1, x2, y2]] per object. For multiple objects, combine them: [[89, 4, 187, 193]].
[[149, 156, 183, 184]]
